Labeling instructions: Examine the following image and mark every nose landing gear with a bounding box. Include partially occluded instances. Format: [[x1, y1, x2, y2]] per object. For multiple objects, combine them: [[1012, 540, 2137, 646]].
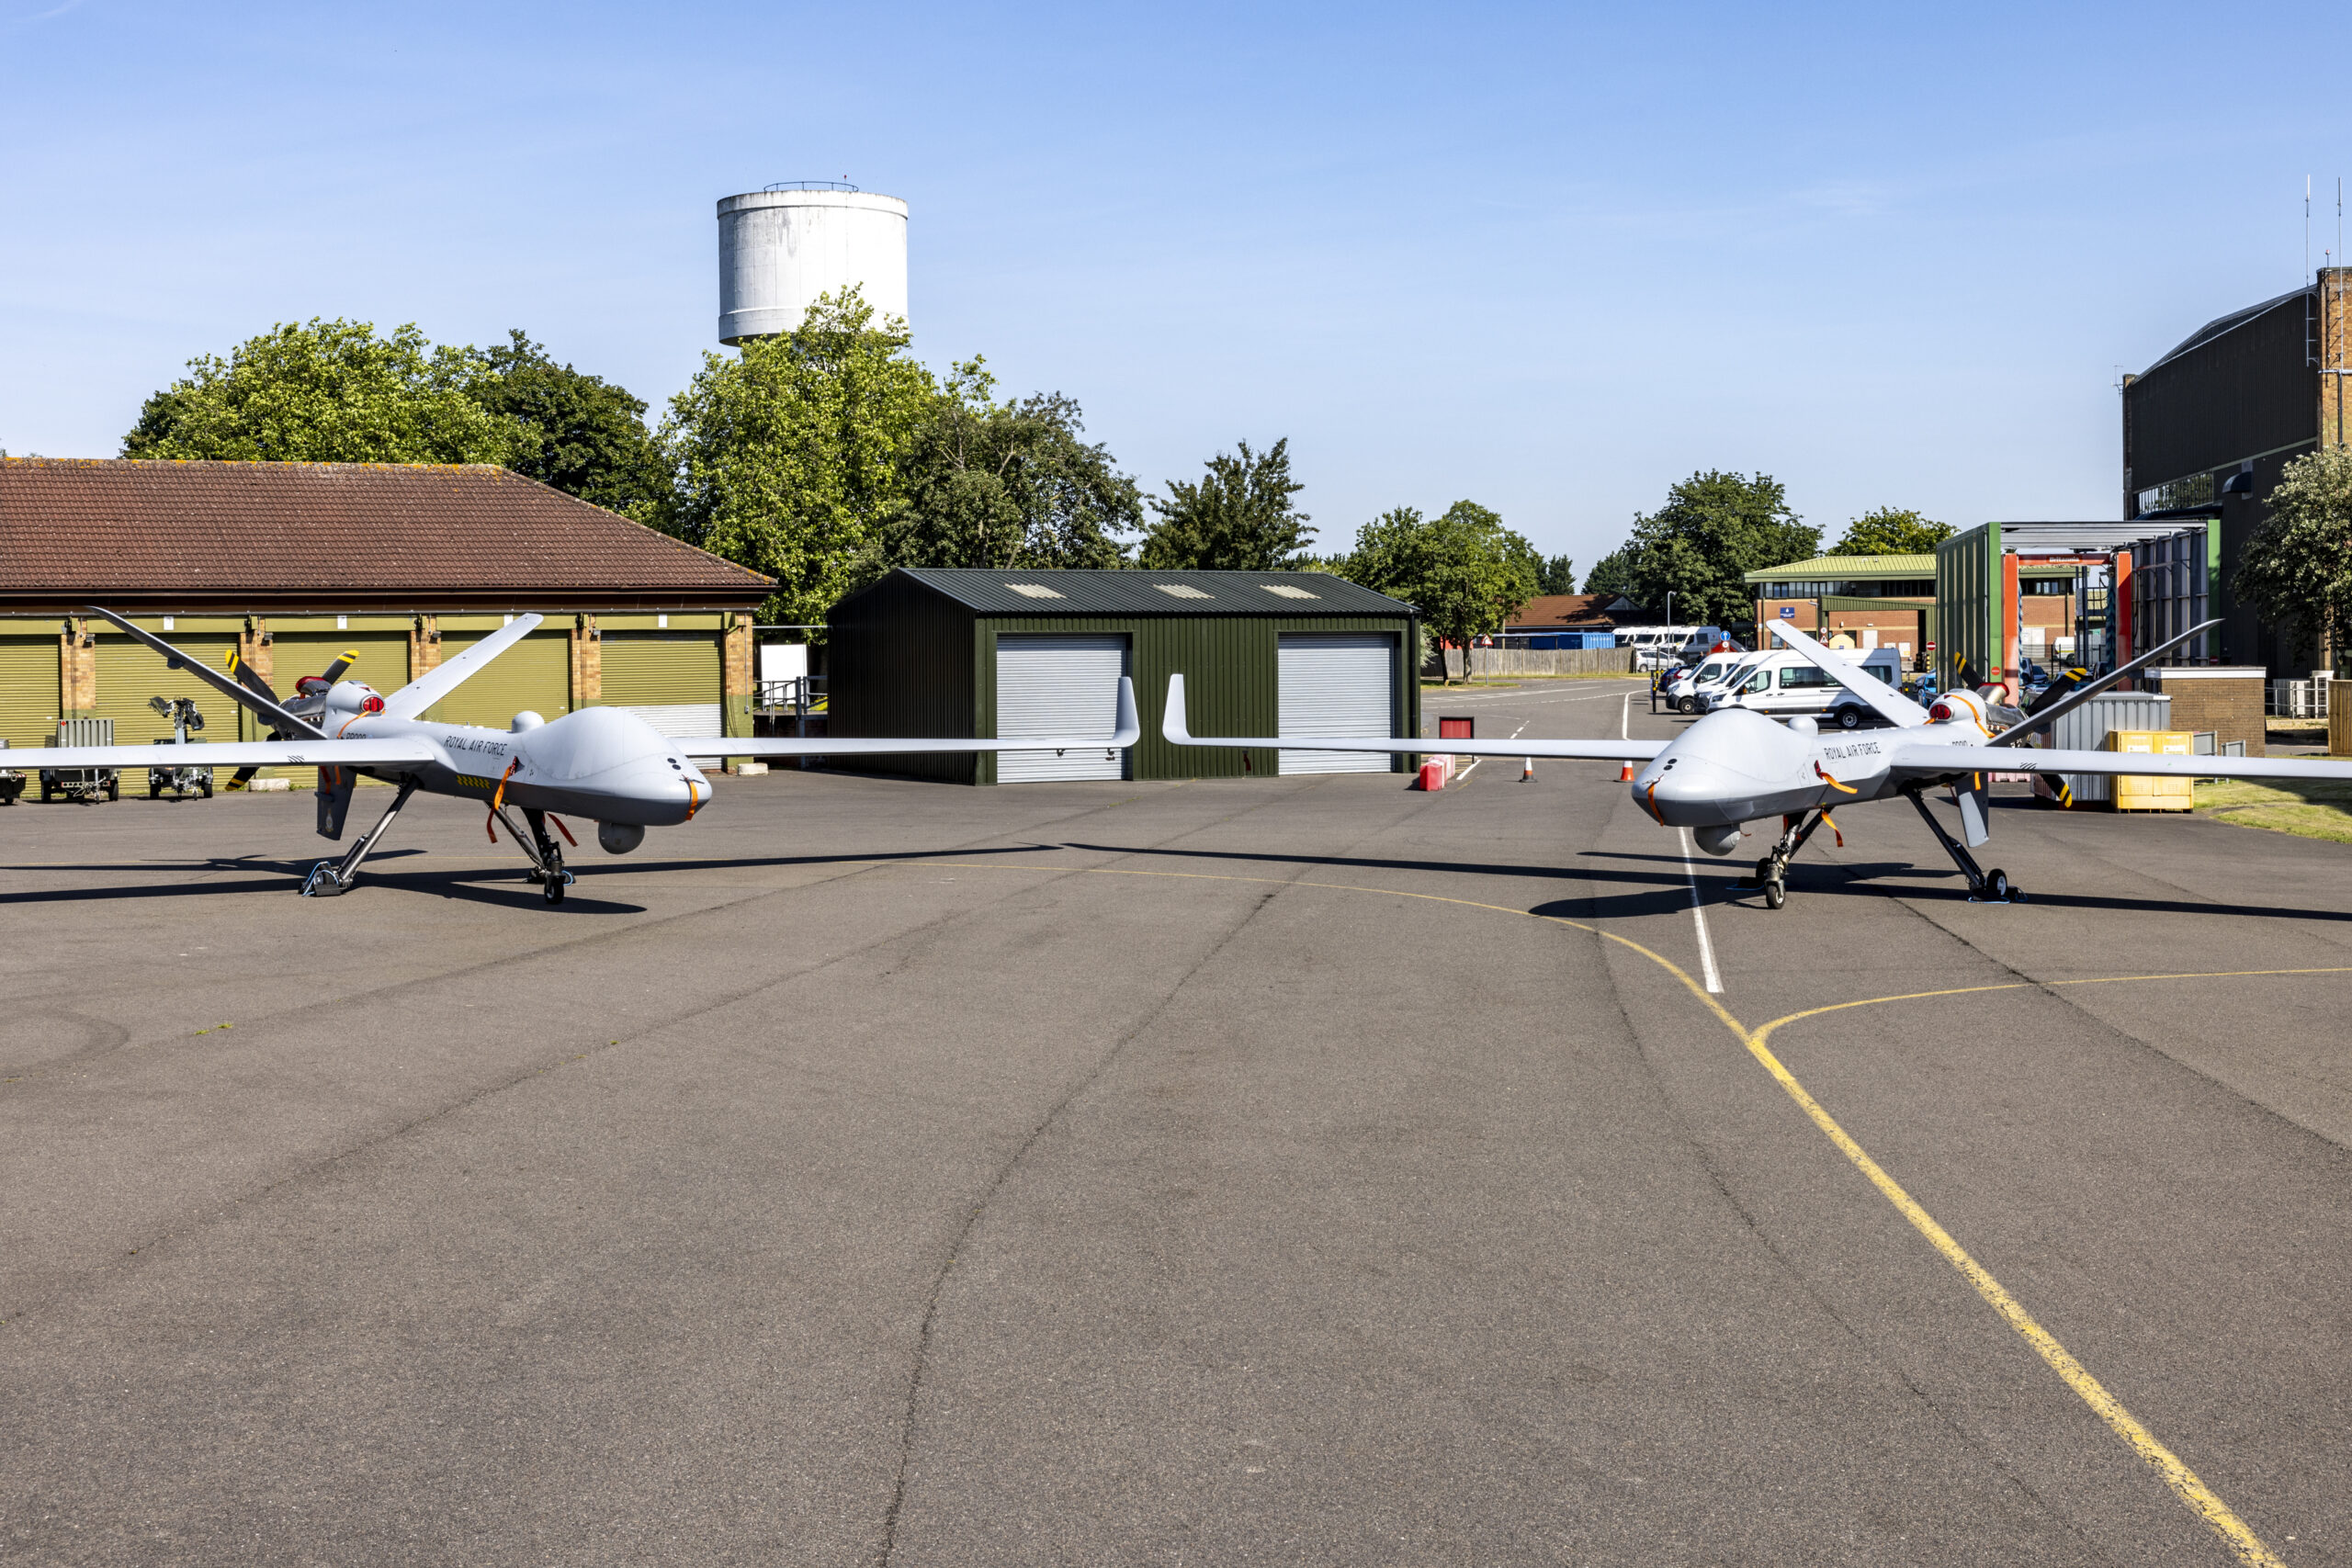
[[489, 803, 579, 908], [1738, 807, 1831, 911]]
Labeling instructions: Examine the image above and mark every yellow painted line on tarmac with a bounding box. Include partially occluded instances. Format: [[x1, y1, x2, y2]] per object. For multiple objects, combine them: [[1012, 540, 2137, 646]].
[[894, 855, 2312, 1567], [6, 838, 2322, 1561]]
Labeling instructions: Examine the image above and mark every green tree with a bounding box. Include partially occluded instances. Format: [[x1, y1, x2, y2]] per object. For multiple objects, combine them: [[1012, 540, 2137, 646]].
[[1833, 505, 1951, 556], [1344, 500, 1541, 682], [1137, 437, 1312, 570], [658, 288, 939, 625], [1586, 470, 1818, 628], [469, 330, 666, 519], [1536, 553, 1577, 596], [2237, 446, 2352, 671], [877, 359, 1139, 571], [121, 318, 514, 464], [1583, 547, 1636, 598]]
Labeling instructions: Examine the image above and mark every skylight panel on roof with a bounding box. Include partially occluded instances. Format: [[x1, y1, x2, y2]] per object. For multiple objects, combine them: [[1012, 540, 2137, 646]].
[[1153, 584, 1213, 599], [1259, 583, 1318, 599], [1004, 583, 1064, 598]]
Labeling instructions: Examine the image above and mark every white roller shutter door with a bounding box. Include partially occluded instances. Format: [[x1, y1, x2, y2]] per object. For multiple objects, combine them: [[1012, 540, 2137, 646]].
[[996, 634, 1127, 783], [1278, 633, 1396, 774]]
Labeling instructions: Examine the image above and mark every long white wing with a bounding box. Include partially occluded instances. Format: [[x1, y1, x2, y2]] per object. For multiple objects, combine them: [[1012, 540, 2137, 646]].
[[84, 605, 325, 740], [1766, 620, 1929, 728], [20, 738, 442, 771], [379, 614, 546, 720], [1160, 674, 1668, 761], [678, 677, 1143, 758], [1889, 742, 2352, 783]]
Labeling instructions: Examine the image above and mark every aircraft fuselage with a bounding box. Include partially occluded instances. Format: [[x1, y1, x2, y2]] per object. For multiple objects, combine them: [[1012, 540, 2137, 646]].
[[315, 685, 714, 829]]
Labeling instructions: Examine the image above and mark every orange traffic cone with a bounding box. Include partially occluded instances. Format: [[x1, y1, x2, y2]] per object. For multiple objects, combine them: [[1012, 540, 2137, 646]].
[[1618, 760, 1635, 782], [1521, 758, 1534, 782]]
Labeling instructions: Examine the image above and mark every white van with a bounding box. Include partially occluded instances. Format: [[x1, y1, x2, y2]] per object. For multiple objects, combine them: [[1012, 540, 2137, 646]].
[[1705, 648, 1904, 721], [1666, 649, 1759, 714], [1624, 626, 1729, 671]]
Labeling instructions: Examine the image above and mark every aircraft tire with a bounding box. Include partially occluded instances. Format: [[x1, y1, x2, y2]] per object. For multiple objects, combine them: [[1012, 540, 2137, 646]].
[[1763, 878, 1785, 910], [1985, 869, 2010, 902], [542, 877, 566, 907]]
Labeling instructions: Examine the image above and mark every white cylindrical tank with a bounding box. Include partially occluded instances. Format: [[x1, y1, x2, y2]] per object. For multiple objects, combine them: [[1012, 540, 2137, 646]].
[[717, 185, 909, 344]]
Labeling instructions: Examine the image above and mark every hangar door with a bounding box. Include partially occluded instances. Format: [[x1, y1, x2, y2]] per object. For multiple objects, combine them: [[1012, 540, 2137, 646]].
[[271, 631, 412, 709], [93, 629, 241, 790], [1277, 632, 1396, 774], [425, 630, 570, 731], [601, 632, 722, 739], [0, 634, 60, 752], [995, 634, 1127, 782]]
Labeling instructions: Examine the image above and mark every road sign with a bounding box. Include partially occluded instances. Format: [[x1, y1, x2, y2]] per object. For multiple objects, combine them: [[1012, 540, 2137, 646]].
[[1779, 605, 1796, 619]]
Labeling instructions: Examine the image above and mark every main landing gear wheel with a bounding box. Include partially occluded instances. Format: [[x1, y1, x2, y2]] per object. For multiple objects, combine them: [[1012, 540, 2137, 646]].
[[542, 875, 566, 906], [1763, 878, 1786, 910], [1983, 868, 2015, 903]]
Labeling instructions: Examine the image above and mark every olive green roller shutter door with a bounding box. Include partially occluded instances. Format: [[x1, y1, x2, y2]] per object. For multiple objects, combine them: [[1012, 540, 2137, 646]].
[[425, 631, 570, 730], [599, 632, 722, 739], [93, 630, 242, 790], [270, 633, 412, 710], [0, 635, 61, 754]]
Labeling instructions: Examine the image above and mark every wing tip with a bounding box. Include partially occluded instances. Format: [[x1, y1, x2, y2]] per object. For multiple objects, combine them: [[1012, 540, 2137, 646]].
[[1162, 673, 1192, 742]]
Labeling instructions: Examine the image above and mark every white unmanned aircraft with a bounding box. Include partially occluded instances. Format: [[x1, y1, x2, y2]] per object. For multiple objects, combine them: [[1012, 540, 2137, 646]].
[[37, 607, 1139, 905], [1164, 617, 2352, 908]]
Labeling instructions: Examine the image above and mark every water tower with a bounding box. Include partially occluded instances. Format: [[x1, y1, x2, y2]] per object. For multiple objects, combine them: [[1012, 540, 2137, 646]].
[[716, 182, 909, 344]]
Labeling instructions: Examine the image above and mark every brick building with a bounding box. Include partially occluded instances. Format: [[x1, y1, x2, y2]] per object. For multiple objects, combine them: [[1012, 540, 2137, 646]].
[[0, 459, 770, 787]]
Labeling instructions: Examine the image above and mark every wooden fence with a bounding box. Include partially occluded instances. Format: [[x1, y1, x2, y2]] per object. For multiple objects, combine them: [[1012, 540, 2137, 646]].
[[1430, 647, 1638, 680]]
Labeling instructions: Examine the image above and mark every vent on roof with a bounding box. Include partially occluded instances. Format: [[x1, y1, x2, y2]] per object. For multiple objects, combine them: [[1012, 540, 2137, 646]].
[[1153, 583, 1213, 599], [1004, 583, 1065, 599], [1260, 583, 1319, 599]]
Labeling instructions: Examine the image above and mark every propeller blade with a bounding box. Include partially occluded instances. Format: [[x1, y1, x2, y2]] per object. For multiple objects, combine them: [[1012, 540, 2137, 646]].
[[319, 648, 360, 685], [227, 649, 283, 708]]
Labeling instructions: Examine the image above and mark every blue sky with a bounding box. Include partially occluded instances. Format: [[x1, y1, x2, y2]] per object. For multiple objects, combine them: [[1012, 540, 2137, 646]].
[[3, 1, 2343, 570]]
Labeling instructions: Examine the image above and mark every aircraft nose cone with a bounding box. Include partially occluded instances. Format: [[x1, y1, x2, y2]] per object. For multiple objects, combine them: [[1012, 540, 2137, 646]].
[[1632, 761, 1736, 826]]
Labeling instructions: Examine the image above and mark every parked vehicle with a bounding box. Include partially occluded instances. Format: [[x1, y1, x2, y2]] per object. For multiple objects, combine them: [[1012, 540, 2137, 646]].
[[144, 695, 213, 799], [40, 717, 119, 803], [1666, 649, 1763, 716], [1623, 626, 1730, 671], [1704, 647, 1905, 722], [0, 739, 22, 806]]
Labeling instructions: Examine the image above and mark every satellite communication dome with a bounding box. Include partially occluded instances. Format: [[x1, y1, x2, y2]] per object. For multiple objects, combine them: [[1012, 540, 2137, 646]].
[[717, 183, 909, 344]]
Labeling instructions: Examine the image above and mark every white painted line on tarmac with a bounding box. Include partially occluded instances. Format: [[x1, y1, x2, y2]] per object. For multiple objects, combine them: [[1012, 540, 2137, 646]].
[[1451, 720, 1530, 784], [1677, 826, 1724, 994]]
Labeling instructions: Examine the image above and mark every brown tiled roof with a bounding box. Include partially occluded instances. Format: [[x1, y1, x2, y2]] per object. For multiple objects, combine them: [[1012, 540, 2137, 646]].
[[1505, 592, 1638, 627], [0, 459, 772, 614]]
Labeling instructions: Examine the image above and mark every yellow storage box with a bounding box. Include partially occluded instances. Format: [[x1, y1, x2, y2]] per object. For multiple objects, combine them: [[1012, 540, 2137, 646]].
[[2104, 729, 2192, 811]]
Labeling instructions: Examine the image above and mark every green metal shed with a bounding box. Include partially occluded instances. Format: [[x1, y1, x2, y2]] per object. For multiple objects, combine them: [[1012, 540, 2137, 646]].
[[827, 569, 1423, 784]]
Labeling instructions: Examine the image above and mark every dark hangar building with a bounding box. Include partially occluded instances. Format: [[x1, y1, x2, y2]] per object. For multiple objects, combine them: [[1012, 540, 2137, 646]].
[[2123, 267, 2352, 670], [826, 568, 1422, 784]]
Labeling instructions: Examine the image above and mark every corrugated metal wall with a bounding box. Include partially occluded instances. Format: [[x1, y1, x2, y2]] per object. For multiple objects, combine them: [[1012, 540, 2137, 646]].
[[91, 623, 242, 791], [426, 626, 571, 729], [1934, 527, 2000, 692], [827, 575, 980, 783], [976, 614, 1416, 784], [827, 579, 1420, 785], [2126, 296, 2315, 489], [0, 630, 60, 752]]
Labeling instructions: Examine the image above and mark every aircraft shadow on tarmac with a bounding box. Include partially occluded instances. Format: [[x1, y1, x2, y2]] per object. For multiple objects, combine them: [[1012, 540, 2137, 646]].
[[0, 849, 648, 914], [1056, 840, 2352, 925], [12, 838, 2348, 925]]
